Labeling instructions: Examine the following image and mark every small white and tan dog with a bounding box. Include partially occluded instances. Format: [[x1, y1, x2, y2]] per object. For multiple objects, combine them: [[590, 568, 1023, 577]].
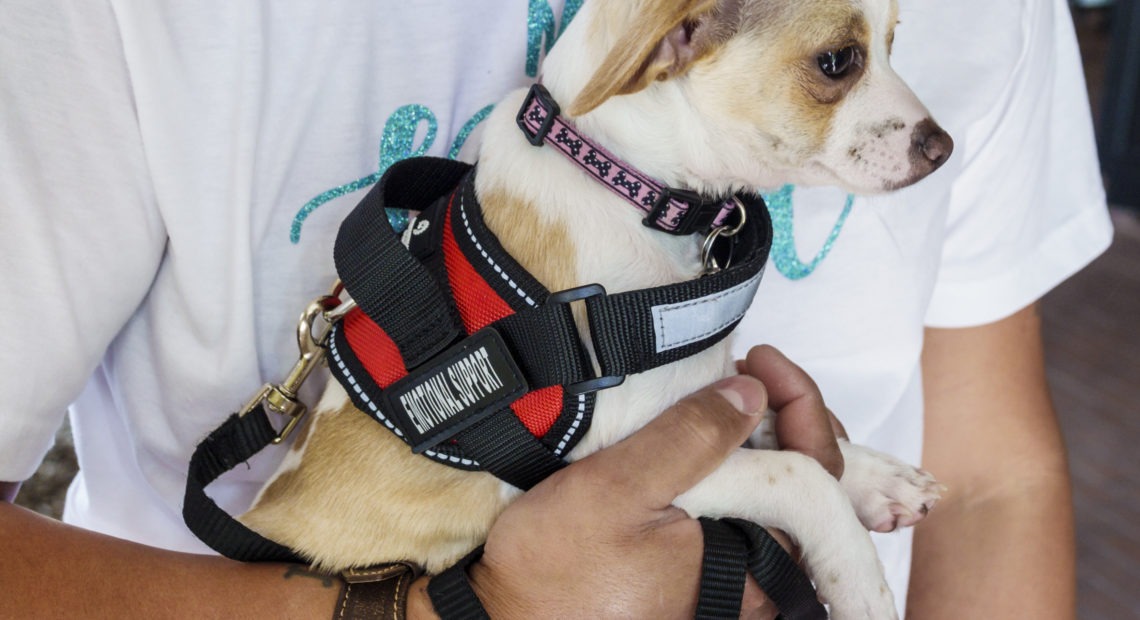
[[241, 0, 951, 616]]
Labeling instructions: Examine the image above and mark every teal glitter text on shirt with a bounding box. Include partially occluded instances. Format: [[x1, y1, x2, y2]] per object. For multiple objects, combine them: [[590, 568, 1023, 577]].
[[290, 104, 438, 243], [763, 184, 855, 280], [448, 104, 496, 160], [527, 0, 584, 77]]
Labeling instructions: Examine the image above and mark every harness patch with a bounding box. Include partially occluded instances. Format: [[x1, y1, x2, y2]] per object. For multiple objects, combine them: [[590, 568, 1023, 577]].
[[384, 327, 528, 453]]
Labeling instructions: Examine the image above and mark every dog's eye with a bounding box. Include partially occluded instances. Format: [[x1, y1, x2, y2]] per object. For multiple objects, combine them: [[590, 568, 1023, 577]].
[[818, 46, 859, 79]]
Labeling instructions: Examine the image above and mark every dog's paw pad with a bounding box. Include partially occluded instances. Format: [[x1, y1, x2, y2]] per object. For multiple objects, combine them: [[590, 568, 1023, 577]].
[[839, 443, 944, 533]]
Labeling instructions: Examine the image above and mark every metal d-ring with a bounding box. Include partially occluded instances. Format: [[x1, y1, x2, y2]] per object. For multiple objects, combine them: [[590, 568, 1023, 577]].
[[701, 197, 748, 274], [722, 196, 748, 237]]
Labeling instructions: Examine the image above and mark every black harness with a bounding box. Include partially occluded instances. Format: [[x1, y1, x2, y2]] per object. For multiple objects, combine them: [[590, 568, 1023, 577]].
[[325, 158, 772, 490], [183, 92, 828, 619]]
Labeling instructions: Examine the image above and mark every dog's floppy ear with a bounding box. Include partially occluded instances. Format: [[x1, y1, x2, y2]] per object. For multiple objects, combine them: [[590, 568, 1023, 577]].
[[568, 0, 721, 117]]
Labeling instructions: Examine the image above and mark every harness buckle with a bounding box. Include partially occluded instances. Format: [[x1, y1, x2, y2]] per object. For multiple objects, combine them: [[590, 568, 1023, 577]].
[[239, 282, 357, 443], [547, 284, 626, 395], [517, 84, 561, 147], [644, 187, 724, 236]]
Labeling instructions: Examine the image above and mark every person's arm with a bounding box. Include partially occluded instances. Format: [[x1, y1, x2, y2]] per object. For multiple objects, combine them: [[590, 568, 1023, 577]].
[[2, 348, 838, 618], [0, 495, 345, 618], [908, 303, 1075, 618]]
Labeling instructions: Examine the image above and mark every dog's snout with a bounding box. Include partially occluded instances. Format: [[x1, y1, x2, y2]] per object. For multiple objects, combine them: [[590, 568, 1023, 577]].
[[912, 118, 953, 171]]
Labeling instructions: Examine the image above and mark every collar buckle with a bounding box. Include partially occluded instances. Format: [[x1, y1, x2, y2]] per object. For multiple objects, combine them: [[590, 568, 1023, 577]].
[[517, 84, 561, 147], [644, 187, 725, 236]]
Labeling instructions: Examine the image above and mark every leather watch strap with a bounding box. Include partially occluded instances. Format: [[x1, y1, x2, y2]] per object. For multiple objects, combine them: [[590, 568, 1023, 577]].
[[334, 562, 424, 620]]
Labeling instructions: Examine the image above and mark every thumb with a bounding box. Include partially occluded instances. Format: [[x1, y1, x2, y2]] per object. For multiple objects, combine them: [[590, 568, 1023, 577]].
[[583, 374, 767, 510]]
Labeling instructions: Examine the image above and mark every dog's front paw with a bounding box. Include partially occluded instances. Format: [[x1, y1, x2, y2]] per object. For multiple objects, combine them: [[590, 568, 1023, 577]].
[[838, 441, 943, 533]]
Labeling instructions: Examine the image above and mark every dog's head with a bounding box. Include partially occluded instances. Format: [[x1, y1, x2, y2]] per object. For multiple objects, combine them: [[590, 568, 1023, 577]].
[[546, 0, 952, 194]]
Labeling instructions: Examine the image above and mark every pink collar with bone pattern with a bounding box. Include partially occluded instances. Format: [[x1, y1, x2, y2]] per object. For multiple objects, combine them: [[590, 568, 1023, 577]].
[[516, 84, 738, 236]]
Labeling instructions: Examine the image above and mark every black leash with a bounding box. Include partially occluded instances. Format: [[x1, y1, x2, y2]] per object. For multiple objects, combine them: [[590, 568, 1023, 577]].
[[424, 519, 827, 620]]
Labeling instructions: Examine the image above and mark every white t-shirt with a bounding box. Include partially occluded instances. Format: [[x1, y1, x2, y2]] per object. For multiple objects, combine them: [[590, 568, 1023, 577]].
[[0, 0, 1111, 614]]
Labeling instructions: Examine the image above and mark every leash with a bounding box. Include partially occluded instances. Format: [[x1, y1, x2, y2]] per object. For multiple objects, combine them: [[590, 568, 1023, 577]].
[[184, 88, 827, 617], [427, 518, 826, 620]]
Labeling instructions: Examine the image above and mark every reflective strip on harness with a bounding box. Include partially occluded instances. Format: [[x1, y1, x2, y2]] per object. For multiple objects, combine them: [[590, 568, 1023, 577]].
[[652, 269, 764, 353]]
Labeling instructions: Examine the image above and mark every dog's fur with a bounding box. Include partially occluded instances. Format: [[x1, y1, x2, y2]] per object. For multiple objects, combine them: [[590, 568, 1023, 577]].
[[241, 1, 951, 616]]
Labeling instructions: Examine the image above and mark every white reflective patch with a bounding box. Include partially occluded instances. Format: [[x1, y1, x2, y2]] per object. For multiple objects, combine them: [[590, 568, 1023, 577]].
[[652, 269, 764, 352]]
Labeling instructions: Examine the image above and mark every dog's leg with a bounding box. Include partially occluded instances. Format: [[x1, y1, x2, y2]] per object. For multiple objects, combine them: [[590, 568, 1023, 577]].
[[750, 417, 942, 533], [674, 448, 899, 620], [838, 440, 943, 534]]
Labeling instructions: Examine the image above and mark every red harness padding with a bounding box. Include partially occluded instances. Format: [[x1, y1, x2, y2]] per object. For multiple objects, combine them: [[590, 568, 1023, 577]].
[[340, 191, 563, 439]]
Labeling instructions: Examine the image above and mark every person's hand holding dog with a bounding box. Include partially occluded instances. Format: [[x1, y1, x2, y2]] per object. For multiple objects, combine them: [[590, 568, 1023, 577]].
[[406, 345, 843, 619]]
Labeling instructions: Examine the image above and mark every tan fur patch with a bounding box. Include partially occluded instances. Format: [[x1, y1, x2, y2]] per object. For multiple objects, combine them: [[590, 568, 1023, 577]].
[[242, 402, 506, 573], [571, 0, 719, 116], [690, 0, 872, 158], [887, 1, 899, 54], [480, 186, 578, 293]]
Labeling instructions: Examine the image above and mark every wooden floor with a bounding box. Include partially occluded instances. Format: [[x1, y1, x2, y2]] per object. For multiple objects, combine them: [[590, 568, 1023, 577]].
[[1041, 207, 1140, 620]]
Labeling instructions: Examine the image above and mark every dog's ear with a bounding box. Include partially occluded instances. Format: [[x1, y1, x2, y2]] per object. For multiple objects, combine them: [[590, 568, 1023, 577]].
[[569, 0, 723, 116]]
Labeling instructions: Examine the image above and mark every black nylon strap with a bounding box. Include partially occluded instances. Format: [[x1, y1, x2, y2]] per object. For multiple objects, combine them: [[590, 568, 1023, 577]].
[[426, 519, 823, 620], [334, 158, 471, 369], [455, 179, 771, 390], [697, 518, 749, 619], [453, 408, 567, 490], [698, 518, 827, 620], [491, 302, 592, 390], [585, 195, 771, 379], [723, 518, 828, 620], [427, 546, 491, 620], [183, 409, 304, 563]]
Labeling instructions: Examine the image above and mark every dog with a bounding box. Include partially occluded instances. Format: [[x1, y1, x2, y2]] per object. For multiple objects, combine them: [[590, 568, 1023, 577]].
[[240, 0, 951, 616]]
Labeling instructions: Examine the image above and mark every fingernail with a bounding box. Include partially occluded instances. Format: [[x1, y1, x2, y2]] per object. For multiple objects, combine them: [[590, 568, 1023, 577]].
[[714, 375, 765, 416]]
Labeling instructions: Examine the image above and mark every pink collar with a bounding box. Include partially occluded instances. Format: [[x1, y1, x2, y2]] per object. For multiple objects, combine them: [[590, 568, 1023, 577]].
[[516, 84, 738, 236]]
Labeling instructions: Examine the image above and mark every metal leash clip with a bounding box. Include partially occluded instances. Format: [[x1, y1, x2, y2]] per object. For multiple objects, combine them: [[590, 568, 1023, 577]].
[[239, 281, 357, 443]]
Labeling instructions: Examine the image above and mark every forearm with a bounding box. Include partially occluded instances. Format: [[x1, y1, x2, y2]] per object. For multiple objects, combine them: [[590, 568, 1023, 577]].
[[908, 305, 1076, 618], [0, 500, 341, 618], [908, 451, 1074, 617]]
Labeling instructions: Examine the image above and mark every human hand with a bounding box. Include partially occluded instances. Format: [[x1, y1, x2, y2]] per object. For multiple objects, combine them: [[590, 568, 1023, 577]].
[[404, 344, 844, 619], [738, 344, 847, 478]]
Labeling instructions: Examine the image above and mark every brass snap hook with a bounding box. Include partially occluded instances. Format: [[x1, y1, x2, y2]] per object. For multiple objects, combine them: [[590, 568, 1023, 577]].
[[239, 281, 356, 443]]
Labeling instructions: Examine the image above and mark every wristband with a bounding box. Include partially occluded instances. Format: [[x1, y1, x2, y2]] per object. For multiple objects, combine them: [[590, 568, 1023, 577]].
[[334, 562, 423, 620]]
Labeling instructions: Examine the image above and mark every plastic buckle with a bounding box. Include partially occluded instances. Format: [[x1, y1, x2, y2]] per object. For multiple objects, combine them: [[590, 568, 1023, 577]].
[[516, 83, 561, 147], [644, 187, 722, 236], [547, 284, 626, 395]]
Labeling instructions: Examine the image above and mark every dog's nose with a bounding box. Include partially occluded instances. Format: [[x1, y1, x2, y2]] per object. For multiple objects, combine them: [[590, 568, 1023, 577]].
[[912, 118, 953, 171]]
